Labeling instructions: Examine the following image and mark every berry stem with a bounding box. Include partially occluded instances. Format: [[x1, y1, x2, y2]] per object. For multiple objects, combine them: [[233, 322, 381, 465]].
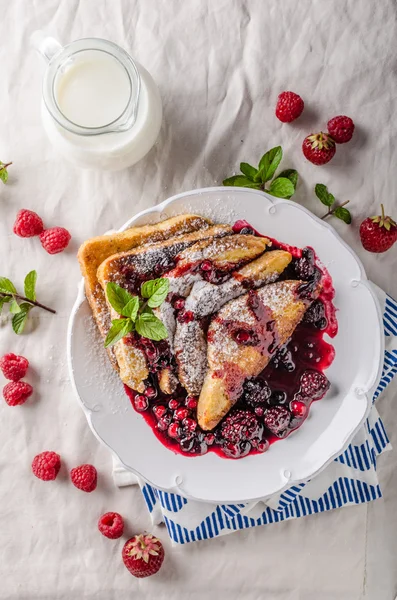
[[321, 200, 350, 220], [0, 292, 56, 314]]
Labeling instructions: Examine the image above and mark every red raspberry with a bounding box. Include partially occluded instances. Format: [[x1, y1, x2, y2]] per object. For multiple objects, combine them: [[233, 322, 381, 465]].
[[70, 464, 97, 492], [300, 369, 330, 400], [122, 534, 165, 578], [275, 91, 304, 123], [13, 209, 44, 237], [40, 227, 71, 254], [32, 451, 61, 481], [0, 353, 29, 381], [327, 115, 355, 144], [302, 132, 336, 165], [98, 512, 124, 539], [3, 381, 33, 406]]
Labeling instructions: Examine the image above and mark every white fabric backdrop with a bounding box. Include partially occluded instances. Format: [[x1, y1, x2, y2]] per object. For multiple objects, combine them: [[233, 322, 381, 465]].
[[1, 0, 397, 598]]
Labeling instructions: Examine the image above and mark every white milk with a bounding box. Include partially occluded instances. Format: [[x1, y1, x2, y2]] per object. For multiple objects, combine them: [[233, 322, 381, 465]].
[[37, 40, 162, 171], [55, 51, 131, 128]]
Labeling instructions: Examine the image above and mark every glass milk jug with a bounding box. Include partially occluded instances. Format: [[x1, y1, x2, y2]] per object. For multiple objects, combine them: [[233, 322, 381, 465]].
[[31, 32, 163, 170]]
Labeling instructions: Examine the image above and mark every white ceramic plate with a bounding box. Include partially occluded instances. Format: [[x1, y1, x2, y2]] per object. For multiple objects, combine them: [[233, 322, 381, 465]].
[[67, 187, 384, 503]]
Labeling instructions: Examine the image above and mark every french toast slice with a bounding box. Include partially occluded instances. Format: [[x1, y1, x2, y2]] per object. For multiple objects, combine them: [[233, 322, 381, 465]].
[[174, 250, 292, 396], [197, 280, 318, 431], [78, 214, 211, 369], [97, 224, 234, 392]]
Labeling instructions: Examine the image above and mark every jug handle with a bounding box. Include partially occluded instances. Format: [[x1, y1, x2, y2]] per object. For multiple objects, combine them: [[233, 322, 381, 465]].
[[31, 31, 62, 63]]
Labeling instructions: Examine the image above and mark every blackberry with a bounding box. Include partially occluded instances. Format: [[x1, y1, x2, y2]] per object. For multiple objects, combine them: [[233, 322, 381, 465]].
[[243, 379, 272, 408]]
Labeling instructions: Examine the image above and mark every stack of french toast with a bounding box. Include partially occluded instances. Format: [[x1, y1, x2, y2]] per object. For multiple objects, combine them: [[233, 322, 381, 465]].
[[78, 214, 320, 433]]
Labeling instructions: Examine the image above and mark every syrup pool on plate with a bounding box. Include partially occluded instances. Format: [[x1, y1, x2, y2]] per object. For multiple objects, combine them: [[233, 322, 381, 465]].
[[125, 220, 337, 459]]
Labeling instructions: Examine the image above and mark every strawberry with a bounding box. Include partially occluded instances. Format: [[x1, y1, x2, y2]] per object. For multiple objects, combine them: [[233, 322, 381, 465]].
[[122, 534, 165, 578], [302, 132, 336, 165], [359, 204, 397, 253]]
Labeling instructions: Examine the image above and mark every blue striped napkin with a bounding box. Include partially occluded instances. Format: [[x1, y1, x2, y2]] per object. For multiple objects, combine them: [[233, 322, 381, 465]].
[[113, 285, 397, 544]]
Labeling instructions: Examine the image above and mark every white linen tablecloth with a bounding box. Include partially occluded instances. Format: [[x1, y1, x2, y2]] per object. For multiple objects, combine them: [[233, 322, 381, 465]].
[[1, 1, 397, 598]]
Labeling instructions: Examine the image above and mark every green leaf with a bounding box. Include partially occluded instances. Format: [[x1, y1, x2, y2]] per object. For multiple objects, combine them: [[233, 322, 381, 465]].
[[334, 206, 352, 224], [0, 277, 17, 294], [104, 318, 134, 348], [0, 297, 8, 313], [268, 177, 295, 199], [278, 169, 298, 190], [12, 303, 31, 334], [9, 299, 21, 314], [315, 183, 334, 207], [121, 296, 139, 320], [223, 175, 261, 189], [24, 270, 37, 302], [106, 282, 135, 315], [239, 162, 258, 181], [141, 278, 169, 308], [0, 166, 8, 184], [135, 313, 168, 341], [258, 146, 283, 183]]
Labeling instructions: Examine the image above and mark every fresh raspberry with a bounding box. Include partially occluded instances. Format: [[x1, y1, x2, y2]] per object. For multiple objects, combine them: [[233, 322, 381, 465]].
[[327, 115, 355, 144], [263, 406, 291, 435], [275, 91, 304, 123], [13, 209, 44, 237], [220, 409, 263, 444], [70, 464, 97, 492], [32, 451, 61, 481], [98, 512, 124, 539], [40, 227, 71, 254], [0, 353, 29, 381], [122, 534, 165, 578], [299, 369, 330, 400], [3, 381, 33, 406], [302, 132, 336, 165], [359, 204, 397, 253]]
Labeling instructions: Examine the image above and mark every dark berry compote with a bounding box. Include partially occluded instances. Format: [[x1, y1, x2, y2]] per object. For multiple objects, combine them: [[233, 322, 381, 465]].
[[124, 219, 337, 459]]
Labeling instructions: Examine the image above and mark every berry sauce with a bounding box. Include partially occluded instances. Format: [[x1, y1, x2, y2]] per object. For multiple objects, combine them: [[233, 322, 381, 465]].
[[124, 220, 337, 459]]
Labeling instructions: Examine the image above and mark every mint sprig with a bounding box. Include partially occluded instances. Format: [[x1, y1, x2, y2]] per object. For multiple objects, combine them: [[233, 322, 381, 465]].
[[0, 161, 12, 184], [0, 270, 56, 334], [105, 278, 169, 348], [223, 147, 298, 199], [315, 184, 352, 224]]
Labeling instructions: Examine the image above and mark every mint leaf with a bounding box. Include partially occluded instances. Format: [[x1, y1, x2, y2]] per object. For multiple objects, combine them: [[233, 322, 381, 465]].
[[0, 277, 17, 295], [239, 162, 258, 181], [121, 296, 139, 320], [104, 318, 134, 348], [106, 282, 134, 315], [0, 167, 8, 184], [315, 184, 334, 207], [12, 303, 31, 334], [10, 299, 21, 314], [334, 206, 352, 224], [258, 147, 283, 183], [24, 270, 37, 302], [135, 313, 168, 341], [268, 177, 295, 199], [278, 169, 298, 190], [141, 278, 169, 308], [223, 175, 261, 189]]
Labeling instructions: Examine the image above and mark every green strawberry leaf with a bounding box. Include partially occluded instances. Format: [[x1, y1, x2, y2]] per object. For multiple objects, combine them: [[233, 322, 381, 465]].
[[135, 313, 168, 341], [268, 177, 295, 199], [334, 206, 352, 224], [106, 282, 135, 315], [239, 162, 258, 181], [258, 146, 283, 183], [121, 296, 139, 320], [278, 169, 298, 190], [0, 277, 17, 295], [24, 270, 37, 302], [12, 303, 31, 334], [141, 278, 169, 308], [104, 318, 134, 348], [315, 183, 335, 207], [223, 175, 261, 189]]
